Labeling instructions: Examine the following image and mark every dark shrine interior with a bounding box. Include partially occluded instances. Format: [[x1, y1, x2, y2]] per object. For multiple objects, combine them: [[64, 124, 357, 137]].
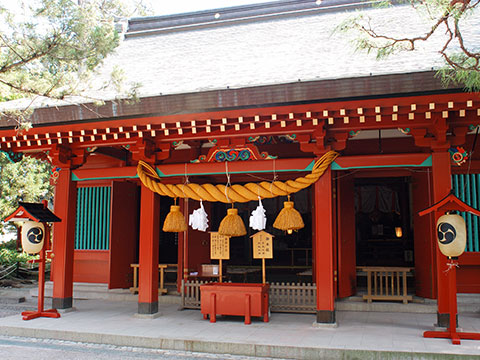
[[354, 177, 414, 268]]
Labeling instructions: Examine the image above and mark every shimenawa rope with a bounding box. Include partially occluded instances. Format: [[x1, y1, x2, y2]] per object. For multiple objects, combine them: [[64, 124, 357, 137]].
[[137, 150, 339, 203]]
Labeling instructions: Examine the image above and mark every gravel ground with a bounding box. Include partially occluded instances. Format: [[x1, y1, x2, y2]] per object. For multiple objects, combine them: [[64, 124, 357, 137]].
[[0, 284, 38, 318]]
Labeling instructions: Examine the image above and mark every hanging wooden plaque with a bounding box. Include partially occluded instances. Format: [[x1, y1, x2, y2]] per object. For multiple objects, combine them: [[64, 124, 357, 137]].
[[251, 231, 273, 259], [210, 232, 230, 260]]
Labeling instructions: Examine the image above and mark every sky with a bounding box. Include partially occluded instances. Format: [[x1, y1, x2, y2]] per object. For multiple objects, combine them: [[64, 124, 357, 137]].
[[151, 0, 276, 15]]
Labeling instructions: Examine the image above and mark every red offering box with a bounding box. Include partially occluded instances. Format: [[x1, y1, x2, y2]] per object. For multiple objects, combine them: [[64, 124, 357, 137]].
[[200, 282, 269, 324]]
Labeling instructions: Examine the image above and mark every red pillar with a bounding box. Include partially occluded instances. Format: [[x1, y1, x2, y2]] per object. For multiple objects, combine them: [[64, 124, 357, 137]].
[[52, 169, 77, 309], [138, 185, 160, 314], [432, 150, 452, 327], [314, 168, 335, 324]]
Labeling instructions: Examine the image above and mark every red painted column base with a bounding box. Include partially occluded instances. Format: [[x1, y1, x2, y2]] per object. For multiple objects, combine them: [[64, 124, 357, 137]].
[[21, 309, 60, 321], [423, 330, 480, 345]]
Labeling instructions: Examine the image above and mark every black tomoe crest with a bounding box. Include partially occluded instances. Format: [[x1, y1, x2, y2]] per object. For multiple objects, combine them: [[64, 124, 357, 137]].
[[27, 227, 44, 244], [21, 221, 45, 254], [437, 222, 456, 245], [436, 214, 466, 258]]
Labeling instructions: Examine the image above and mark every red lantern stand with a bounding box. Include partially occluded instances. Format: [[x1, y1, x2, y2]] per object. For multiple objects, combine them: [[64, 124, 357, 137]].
[[4, 201, 62, 321], [21, 223, 60, 320], [419, 193, 480, 345]]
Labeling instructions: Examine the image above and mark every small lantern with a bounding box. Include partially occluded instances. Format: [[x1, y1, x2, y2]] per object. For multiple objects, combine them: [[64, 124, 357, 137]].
[[21, 221, 45, 254], [436, 213, 466, 258], [395, 227, 403, 238]]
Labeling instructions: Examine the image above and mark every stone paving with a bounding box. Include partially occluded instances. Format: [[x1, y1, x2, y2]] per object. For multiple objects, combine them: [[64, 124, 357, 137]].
[[0, 285, 480, 359]]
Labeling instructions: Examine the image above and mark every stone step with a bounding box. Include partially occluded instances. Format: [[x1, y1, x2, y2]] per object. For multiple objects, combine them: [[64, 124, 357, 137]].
[[31, 282, 480, 313], [336, 293, 480, 313], [31, 282, 181, 305]]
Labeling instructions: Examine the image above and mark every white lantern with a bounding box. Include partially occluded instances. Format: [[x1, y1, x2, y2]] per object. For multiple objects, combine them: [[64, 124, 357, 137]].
[[436, 214, 466, 258], [21, 221, 45, 254]]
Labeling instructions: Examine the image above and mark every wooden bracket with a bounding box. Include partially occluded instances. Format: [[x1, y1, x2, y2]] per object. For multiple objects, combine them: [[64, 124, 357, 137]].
[[330, 132, 349, 151], [131, 139, 156, 162], [298, 134, 327, 155], [156, 143, 171, 161], [49, 145, 73, 168], [449, 126, 469, 147]]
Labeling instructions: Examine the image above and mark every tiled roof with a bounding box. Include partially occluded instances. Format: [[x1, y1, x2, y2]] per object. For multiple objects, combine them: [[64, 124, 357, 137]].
[[85, 0, 478, 101], [0, 0, 478, 115]]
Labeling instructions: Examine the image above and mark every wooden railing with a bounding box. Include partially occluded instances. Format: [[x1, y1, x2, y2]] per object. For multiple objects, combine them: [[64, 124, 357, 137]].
[[130, 263, 177, 295], [181, 280, 316, 313], [181, 279, 214, 309], [361, 266, 413, 304], [269, 282, 316, 313]]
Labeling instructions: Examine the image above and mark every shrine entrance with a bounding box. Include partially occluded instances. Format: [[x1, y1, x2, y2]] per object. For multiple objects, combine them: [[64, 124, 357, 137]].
[[355, 177, 414, 268], [336, 170, 421, 301]]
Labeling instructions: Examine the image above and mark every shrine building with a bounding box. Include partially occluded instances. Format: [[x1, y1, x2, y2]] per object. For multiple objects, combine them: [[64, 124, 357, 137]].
[[1, 0, 479, 327]]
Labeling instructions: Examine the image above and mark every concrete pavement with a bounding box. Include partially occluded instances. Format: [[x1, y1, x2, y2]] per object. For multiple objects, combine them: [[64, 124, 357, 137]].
[[0, 285, 479, 359]]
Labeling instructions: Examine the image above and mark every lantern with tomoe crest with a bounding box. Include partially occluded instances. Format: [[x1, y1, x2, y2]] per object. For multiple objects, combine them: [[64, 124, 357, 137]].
[[436, 213, 466, 258], [21, 221, 45, 254]]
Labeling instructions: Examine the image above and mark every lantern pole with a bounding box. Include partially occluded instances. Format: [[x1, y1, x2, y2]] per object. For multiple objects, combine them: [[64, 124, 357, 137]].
[[418, 192, 480, 344], [423, 256, 480, 344], [21, 223, 60, 321]]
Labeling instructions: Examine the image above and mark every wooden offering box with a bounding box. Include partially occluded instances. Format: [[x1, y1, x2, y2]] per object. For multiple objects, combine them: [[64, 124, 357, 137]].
[[200, 283, 270, 325]]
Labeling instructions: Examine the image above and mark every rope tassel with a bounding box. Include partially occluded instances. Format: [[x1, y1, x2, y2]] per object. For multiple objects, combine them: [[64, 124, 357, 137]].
[[163, 203, 187, 233], [273, 198, 304, 234], [218, 207, 246, 237]]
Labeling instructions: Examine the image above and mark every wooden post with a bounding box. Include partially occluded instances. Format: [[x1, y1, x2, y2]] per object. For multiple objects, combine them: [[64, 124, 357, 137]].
[[138, 185, 160, 315], [219, 259, 223, 283], [432, 151, 452, 327], [314, 167, 335, 324], [52, 168, 76, 310], [262, 258, 266, 284]]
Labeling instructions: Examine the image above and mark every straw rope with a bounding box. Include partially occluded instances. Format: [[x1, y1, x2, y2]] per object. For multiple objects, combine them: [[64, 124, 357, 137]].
[[137, 150, 339, 203]]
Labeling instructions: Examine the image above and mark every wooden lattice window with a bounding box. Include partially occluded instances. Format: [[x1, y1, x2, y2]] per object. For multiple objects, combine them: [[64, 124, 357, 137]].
[[75, 186, 111, 250]]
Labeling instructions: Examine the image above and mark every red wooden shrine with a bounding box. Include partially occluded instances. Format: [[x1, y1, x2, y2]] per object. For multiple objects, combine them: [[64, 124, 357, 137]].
[[0, 1, 479, 332]]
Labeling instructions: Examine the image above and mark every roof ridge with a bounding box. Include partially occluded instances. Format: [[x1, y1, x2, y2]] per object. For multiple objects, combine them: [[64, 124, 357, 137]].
[[126, 0, 381, 38]]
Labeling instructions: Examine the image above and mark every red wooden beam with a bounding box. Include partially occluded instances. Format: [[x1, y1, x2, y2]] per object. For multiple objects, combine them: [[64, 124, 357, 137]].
[[72, 158, 315, 181], [332, 153, 431, 170]]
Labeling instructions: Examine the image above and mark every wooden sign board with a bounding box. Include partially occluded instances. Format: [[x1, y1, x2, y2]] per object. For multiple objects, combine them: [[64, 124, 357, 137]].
[[210, 232, 230, 260], [251, 231, 273, 259]]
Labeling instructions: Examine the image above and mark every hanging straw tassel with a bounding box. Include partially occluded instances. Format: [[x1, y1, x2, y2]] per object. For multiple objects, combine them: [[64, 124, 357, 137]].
[[218, 207, 246, 237], [163, 202, 187, 232], [273, 196, 304, 234]]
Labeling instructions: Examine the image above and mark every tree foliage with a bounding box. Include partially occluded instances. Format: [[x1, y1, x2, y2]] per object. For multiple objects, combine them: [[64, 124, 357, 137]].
[[0, 0, 149, 126], [0, 152, 53, 234], [337, 0, 480, 91], [0, 240, 36, 266]]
